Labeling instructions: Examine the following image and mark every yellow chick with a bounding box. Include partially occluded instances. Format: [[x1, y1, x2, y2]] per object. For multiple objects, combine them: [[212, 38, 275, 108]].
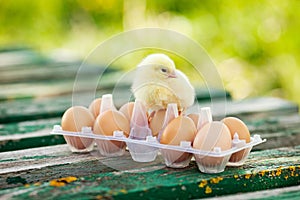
[[131, 53, 195, 112]]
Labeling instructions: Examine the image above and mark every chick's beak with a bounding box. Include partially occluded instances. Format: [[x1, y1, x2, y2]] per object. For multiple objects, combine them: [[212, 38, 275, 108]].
[[168, 71, 177, 78]]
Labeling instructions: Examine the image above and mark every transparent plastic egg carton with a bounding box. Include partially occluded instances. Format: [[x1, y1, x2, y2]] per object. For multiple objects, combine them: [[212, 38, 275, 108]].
[[51, 125, 265, 173]]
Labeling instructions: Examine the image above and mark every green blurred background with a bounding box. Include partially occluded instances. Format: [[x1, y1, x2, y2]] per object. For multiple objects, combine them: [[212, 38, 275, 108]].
[[1, 0, 299, 105]]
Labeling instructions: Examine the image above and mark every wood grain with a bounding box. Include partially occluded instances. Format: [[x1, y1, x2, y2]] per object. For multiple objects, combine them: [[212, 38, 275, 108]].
[[0, 145, 299, 199]]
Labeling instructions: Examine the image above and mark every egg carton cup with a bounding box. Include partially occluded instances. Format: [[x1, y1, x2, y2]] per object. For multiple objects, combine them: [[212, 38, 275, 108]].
[[95, 139, 126, 157], [160, 146, 193, 168], [226, 133, 256, 166], [63, 135, 95, 153], [51, 125, 266, 173]]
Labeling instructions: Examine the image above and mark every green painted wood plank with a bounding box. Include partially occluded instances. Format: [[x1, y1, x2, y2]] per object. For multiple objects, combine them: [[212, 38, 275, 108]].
[[249, 186, 300, 200], [0, 48, 50, 68], [0, 96, 297, 124], [0, 130, 65, 153], [205, 185, 300, 200], [0, 118, 60, 136], [0, 115, 63, 151], [0, 145, 299, 199], [0, 70, 125, 101], [0, 96, 71, 124], [0, 62, 80, 84], [0, 101, 299, 152], [0, 48, 115, 84], [0, 88, 227, 123], [0, 144, 163, 189], [197, 97, 299, 120], [0, 118, 63, 152], [0, 90, 130, 124], [247, 114, 300, 150]]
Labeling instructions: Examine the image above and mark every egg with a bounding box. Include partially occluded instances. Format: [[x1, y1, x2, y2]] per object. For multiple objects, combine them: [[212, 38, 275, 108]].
[[119, 102, 135, 121], [149, 109, 166, 137], [160, 116, 196, 168], [88, 98, 102, 118], [222, 117, 251, 162], [93, 110, 130, 155], [187, 113, 200, 129], [93, 110, 130, 136], [160, 116, 196, 145], [61, 106, 95, 151], [193, 121, 232, 168]]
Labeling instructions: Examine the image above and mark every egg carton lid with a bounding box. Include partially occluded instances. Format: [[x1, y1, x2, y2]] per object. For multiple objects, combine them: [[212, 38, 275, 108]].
[[51, 125, 266, 157]]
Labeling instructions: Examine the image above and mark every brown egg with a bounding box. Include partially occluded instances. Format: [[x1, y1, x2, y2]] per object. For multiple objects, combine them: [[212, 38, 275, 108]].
[[149, 109, 166, 137], [160, 116, 196, 145], [187, 113, 200, 129], [61, 106, 95, 151], [193, 121, 232, 167], [93, 110, 130, 156], [222, 117, 251, 162], [222, 117, 250, 142], [119, 102, 134, 121], [88, 98, 102, 118], [93, 110, 130, 137], [160, 116, 196, 168]]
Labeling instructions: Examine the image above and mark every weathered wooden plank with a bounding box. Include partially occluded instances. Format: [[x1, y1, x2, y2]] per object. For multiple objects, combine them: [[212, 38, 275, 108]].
[[0, 90, 131, 124], [0, 70, 125, 101], [1, 101, 299, 152], [0, 48, 49, 68], [0, 145, 299, 199], [1, 113, 300, 153], [0, 129, 65, 153], [0, 118, 63, 152], [205, 185, 300, 200], [0, 48, 116, 84], [0, 118, 60, 136], [0, 144, 164, 189], [0, 96, 70, 124], [0, 96, 297, 124], [197, 97, 299, 120], [247, 114, 300, 150], [0, 88, 230, 124], [0, 62, 80, 84]]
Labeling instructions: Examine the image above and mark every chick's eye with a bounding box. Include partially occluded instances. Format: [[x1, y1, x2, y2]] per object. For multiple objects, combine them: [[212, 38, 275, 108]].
[[161, 68, 167, 73]]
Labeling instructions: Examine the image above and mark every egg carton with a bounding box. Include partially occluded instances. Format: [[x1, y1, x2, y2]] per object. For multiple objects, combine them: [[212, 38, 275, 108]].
[[52, 94, 266, 173], [51, 125, 265, 173]]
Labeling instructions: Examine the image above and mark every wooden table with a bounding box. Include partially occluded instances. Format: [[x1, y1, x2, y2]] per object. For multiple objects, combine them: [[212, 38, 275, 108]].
[[0, 49, 300, 199]]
